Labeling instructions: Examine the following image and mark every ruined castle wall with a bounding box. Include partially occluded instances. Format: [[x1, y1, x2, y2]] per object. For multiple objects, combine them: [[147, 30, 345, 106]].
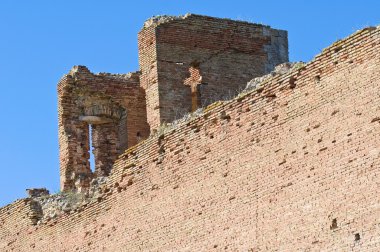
[[138, 25, 159, 132], [139, 14, 288, 131], [58, 67, 150, 191], [1, 27, 379, 251], [58, 73, 91, 191], [0, 199, 42, 249]]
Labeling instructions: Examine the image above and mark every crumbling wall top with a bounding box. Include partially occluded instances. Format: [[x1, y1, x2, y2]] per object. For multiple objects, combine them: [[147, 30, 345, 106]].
[[143, 14, 190, 29], [67, 65, 140, 83], [141, 13, 273, 30], [1, 21, 380, 252]]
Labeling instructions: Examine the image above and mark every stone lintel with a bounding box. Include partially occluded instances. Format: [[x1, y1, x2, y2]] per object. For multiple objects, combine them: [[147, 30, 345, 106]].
[[79, 116, 114, 125]]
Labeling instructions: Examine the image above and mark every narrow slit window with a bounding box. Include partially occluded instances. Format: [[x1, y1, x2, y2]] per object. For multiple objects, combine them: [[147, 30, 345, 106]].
[[88, 124, 95, 172]]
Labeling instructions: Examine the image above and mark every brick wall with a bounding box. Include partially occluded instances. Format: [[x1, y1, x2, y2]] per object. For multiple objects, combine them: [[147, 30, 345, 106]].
[[58, 66, 150, 191], [1, 26, 379, 251], [59, 14, 288, 192], [137, 24, 159, 131], [138, 14, 288, 131]]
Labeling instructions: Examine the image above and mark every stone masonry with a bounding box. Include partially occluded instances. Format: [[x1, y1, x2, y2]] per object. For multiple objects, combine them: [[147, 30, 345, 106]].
[[59, 14, 288, 192], [138, 14, 288, 130], [58, 67, 149, 191], [1, 14, 380, 252]]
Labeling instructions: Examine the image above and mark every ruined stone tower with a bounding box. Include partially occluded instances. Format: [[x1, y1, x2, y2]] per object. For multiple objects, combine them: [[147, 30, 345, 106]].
[[58, 14, 288, 192], [138, 14, 288, 130]]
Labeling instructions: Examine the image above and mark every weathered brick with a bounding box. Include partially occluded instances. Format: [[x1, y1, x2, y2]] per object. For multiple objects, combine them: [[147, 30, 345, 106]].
[[1, 15, 379, 252]]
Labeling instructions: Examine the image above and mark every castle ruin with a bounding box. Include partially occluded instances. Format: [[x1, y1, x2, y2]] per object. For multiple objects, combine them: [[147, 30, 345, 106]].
[[1, 14, 380, 251], [58, 14, 288, 192]]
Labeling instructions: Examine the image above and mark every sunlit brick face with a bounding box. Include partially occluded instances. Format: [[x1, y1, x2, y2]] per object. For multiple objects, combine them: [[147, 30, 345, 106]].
[[57, 67, 149, 191], [138, 14, 288, 130], [1, 17, 380, 252]]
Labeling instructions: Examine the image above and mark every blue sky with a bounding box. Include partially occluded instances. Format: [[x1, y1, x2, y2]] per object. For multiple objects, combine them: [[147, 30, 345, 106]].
[[0, 0, 379, 207]]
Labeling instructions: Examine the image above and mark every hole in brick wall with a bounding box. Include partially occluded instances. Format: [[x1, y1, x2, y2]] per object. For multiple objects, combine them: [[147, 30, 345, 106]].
[[289, 77, 296, 89], [330, 218, 338, 230], [314, 75, 321, 83], [220, 111, 231, 120], [371, 117, 380, 123], [313, 123, 320, 129], [88, 124, 95, 172], [158, 145, 165, 154], [334, 46, 342, 53], [136, 132, 141, 143], [331, 110, 339, 116], [354, 233, 361, 241]]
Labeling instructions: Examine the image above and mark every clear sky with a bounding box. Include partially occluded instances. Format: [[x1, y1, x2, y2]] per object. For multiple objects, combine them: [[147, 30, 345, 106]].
[[0, 0, 379, 207]]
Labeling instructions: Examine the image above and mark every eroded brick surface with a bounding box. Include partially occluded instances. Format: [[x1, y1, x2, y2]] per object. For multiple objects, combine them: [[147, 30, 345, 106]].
[[59, 14, 288, 192], [1, 17, 379, 252], [138, 14, 288, 130], [58, 67, 149, 191]]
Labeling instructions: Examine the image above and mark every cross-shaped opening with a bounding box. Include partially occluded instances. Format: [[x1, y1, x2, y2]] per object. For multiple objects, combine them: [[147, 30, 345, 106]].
[[184, 63, 202, 112]]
